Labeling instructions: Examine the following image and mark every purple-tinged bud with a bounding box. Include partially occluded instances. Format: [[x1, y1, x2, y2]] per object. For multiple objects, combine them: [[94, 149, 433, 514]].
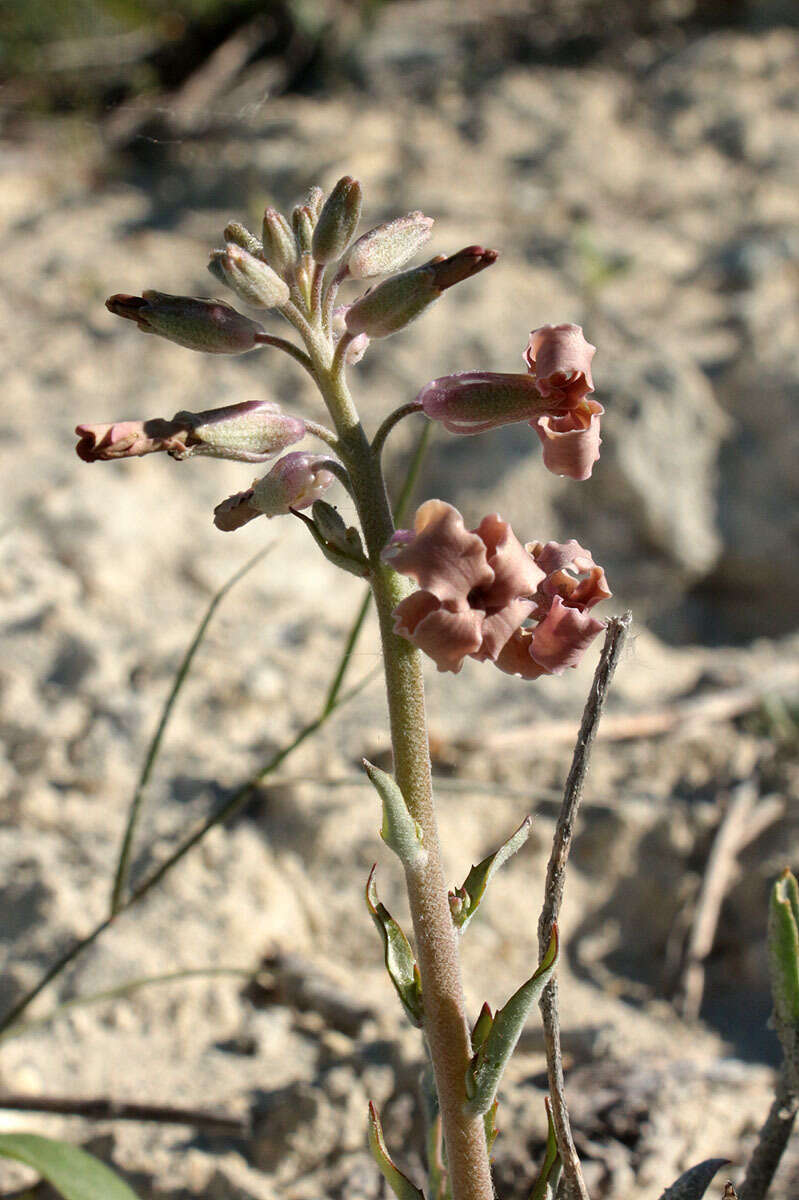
[[262, 208, 298, 279], [209, 245, 291, 309], [311, 175, 363, 265], [345, 246, 498, 339], [252, 451, 335, 516], [77, 400, 305, 466], [105, 291, 265, 355], [418, 372, 551, 434], [176, 400, 305, 462], [213, 452, 336, 531], [292, 205, 314, 255], [347, 211, 434, 280], [224, 221, 263, 259]]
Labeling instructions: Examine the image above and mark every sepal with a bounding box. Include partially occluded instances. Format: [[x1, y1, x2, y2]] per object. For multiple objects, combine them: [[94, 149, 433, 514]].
[[367, 1102, 426, 1200], [450, 817, 533, 932], [363, 759, 426, 869], [365, 866, 423, 1027], [465, 926, 558, 1114]]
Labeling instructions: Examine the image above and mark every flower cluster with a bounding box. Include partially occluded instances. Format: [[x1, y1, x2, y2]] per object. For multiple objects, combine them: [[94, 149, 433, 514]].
[[383, 500, 609, 675], [418, 323, 601, 480]]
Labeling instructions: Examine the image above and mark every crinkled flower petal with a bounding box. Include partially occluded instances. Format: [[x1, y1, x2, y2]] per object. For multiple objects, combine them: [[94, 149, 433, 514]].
[[530, 596, 605, 674], [495, 629, 549, 680], [392, 592, 484, 673], [475, 598, 535, 662], [533, 399, 603, 480], [529, 539, 612, 612], [213, 489, 261, 531], [524, 323, 596, 407], [75, 419, 189, 461], [473, 513, 546, 607], [383, 499, 493, 606]]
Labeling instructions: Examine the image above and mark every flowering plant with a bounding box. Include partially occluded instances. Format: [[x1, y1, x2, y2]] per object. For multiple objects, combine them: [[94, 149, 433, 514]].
[[8, 175, 787, 1200]]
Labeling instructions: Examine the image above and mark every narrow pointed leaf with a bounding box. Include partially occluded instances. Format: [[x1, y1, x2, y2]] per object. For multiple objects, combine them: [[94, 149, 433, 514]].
[[466, 926, 558, 1114], [365, 866, 423, 1026], [0, 1133, 141, 1200], [363, 759, 426, 868], [450, 817, 532, 931], [291, 506, 370, 577], [368, 1102, 426, 1200], [470, 1002, 493, 1052], [656, 1159, 729, 1200], [528, 1099, 562, 1200]]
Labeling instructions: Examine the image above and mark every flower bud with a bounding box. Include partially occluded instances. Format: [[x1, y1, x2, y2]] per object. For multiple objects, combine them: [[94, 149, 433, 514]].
[[176, 400, 305, 462], [105, 292, 265, 354], [347, 211, 434, 280], [311, 175, 363, 265], [418, 371, 550, 434], [291, 205, 314, 255], [345, 246, 497, 339], [251, 451, 335, 516], [262, 208, 298, 279], [223, 221, 263, 259], [209, 244, 291, 309]]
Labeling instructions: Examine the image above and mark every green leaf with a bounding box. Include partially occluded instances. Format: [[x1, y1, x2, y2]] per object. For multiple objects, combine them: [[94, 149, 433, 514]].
[[0, 1133, 141, 1200], [768, 868, 799, 1085], [367, 1102, 426, 1200], [292, 506, 370, 578], [365, 866, 423, 1027], [465, 926, 558, 1115], [449, 817, 532, 932], [470, 1002, 493, 1053], [528, 1100, 561, 1200], [483, 1100, 499, 1158], [363, 759, 426, 868], [656, 1158, 729, 1200]]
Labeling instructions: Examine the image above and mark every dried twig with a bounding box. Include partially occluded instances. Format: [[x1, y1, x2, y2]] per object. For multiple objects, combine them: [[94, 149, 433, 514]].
[[0, 1094, 247, 1135], [738, 1068, 798, 1200], [676, 785, 784, 1020], [537, 612, 631, 1200]]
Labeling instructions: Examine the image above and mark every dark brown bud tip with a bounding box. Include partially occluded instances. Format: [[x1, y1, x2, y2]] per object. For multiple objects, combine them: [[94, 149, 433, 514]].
[[105, 294, 150, 327], [429, 246, 499, 292]]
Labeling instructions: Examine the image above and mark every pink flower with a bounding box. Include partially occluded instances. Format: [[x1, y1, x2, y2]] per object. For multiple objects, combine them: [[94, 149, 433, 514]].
[[524, 323, 596, 407], [76, 401, 305, 465], [382, 501, 609, 676], [416, 323, 602, 479]]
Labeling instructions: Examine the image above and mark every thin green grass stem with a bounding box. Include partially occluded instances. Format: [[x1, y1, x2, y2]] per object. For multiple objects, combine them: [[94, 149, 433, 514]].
[[110, 546, 274, 915]]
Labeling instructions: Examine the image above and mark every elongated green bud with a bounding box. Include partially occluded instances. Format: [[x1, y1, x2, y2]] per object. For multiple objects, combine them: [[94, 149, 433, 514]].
[[261, 208, 298, 279], [209, 244, 291, 309], [345, 246, 497, 339], [347, 211, 434, 279], [223, 221, 263, 258], [106, 291, 265, 354], [311, 175, 363, 265]]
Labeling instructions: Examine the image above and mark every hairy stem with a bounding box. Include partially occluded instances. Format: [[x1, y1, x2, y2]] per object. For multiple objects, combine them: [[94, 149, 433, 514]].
[[310, 338, 494, 1200], [739, 1067, 798, 1200]]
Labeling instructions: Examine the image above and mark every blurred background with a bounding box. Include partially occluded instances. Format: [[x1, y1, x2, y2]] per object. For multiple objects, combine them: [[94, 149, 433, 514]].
[[1, 2, 798, 1198]]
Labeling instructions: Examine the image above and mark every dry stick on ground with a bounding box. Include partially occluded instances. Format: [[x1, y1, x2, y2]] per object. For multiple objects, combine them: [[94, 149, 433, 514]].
[[537, 612, 631, 1200], [0, 1095, 247, 1135], [676, 783, 784, 1021], [464, 659, 799, 753]]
